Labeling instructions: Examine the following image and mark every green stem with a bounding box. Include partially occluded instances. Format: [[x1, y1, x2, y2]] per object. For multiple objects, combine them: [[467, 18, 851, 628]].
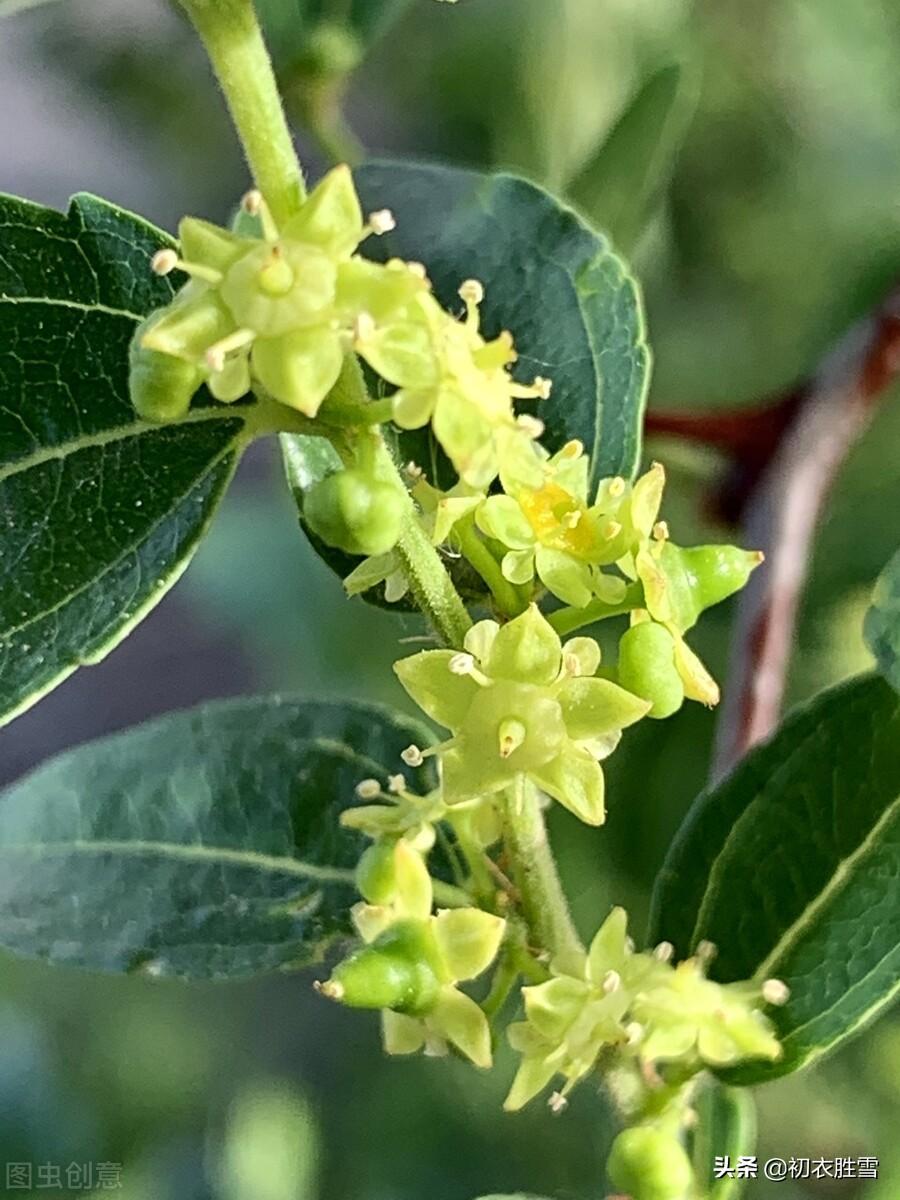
[[178, 0, 305, 224], [332, 356, 472, 648], [547, 583, 644, 636], [431, 880, 475, 909], [454, 514, 528, 618], [481, 945, 521, 1022], [504, 777, 584, 975]]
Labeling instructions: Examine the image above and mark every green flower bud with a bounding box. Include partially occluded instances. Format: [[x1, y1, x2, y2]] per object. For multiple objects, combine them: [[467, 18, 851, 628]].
[[304, 469, 405, 557], [607, 1125, 694, 1200], [650, 543, 764, 633], [327, 919, 442, 1014], [354, 839, 400, 906], [129, 315, 203, 423], [617, 623, 684, 720]]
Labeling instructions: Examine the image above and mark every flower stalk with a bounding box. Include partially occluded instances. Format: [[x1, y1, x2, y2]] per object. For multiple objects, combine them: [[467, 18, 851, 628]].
[[503, 777, 584, 976], [178, 0, 306, 224]]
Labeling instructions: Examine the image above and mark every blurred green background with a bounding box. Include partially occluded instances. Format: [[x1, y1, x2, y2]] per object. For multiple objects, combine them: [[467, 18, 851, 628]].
[[1, 0, 899, 1197]]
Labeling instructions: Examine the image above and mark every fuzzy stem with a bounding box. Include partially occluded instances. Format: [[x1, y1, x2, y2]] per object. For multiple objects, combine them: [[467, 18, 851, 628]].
[[504, 778, 584, 974], [178, 0, 305, 224]]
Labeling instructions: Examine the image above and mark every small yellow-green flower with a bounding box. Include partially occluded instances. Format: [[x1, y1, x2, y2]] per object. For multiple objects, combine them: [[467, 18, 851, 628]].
[[476, 442, 661, 607], [394, 606, 650, 825], [353, 279, 550, 488], [318, 840, 505, 1068], [132, 166, 424, 419], [632, 958, 786, 1066], [504, 907, 787, 1111]]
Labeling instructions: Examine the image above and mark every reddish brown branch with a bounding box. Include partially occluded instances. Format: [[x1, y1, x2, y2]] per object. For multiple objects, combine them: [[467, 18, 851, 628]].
[[648, 284, 900, 779]]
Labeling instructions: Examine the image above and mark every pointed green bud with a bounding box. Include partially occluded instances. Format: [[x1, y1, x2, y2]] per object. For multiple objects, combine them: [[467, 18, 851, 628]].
[[129, 315, 203, 422], [607, 1125, 695, 1200], [325, 919, 442, 1014], [670, 543, 763, 625], [617, 623, 684, 720], [304, 469, 405, 557]]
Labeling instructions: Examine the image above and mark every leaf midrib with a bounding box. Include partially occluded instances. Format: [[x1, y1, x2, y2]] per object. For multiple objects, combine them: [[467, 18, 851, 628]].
[[0, 406, 246, 483], [0, 838, 356, 884], [0, 292, 145, 323], [752, 788, 900, 981], [1, 436, 240, 640]]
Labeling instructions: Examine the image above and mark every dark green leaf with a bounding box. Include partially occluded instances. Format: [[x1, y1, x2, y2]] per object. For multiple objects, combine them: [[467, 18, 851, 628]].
[[648, 674, 900, 1082], [0, 193, 250, 726], [355, 160, 651, 488], [691, 1083, 757, 1199], [865, 546, 900, 695], [568, 62, 698, 253], [0, 696, 436, 979]]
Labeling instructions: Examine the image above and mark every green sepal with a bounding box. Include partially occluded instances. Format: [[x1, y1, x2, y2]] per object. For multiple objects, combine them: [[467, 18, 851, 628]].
[[178, 217, 247, 273], [558, 676, 650, 739], [486, 605, 562, 686], [530, 744, 606, 826], [139, 286, 234, 362], [282, 165, 364, 258], [253, 327, 343, 415], [432, 909, 505, 982]]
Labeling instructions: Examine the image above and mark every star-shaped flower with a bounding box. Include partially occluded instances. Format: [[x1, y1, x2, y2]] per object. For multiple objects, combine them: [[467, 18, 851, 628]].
[[394, 606, 650, 825], [475, 442, 659, 607], [353, 279, 550, 488], [134, 166, 424, 418]]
